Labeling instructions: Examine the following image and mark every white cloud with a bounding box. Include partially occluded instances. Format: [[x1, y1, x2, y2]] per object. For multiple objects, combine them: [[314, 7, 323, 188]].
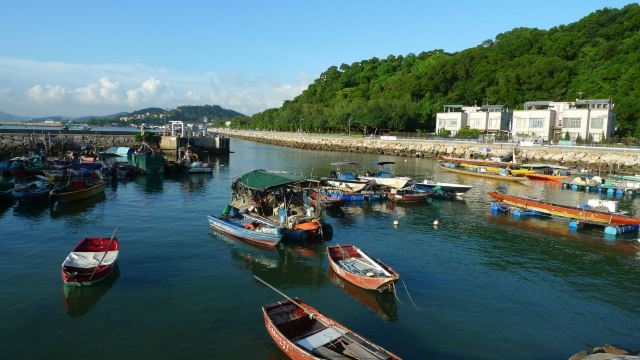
[[25, 84, 67, 103], [74, 77, 122, 105], [126, 77, 168, 105], [0, 57, 314, 116]]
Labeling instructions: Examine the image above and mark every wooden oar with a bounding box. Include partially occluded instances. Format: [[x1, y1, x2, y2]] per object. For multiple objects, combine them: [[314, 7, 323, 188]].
[[88, 228, 118, 282], [254, 275, 317, 318]]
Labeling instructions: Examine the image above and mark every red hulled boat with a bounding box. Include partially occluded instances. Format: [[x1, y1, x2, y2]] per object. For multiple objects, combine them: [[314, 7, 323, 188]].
[[61, 237, 119, 286], [262, 298, 401, 360], [327, 244, 399, 292], [487, 192, 640, 225]]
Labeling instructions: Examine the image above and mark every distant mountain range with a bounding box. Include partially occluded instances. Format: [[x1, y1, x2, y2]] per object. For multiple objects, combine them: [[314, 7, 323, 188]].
[[0, 105, 245, 124]]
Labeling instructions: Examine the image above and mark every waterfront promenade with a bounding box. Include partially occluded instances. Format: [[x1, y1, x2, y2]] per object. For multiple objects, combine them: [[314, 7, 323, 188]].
[[216, 129, 640, 174]]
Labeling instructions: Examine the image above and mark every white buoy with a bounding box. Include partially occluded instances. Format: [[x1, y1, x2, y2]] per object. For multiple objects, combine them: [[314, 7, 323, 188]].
[[433, 219, 439, 227], [393, 219, 399, 227]]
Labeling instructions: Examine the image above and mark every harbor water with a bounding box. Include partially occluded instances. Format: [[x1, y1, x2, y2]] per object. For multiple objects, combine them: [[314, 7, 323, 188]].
[[1, 138, 640, 359]]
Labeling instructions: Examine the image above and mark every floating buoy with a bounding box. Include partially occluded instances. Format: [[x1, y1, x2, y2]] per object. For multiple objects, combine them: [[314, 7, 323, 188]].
[[393, 219, 399, 227], [433, 219, 439, 226]]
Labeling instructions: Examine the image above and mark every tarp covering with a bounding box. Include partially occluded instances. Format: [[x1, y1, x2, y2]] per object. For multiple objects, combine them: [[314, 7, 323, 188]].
[[233, 169, 305, 191], [63, 251, 118, 268]]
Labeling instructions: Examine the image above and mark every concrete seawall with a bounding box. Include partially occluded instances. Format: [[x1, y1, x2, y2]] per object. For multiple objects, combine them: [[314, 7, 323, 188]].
[[217, 129, 640, 174]]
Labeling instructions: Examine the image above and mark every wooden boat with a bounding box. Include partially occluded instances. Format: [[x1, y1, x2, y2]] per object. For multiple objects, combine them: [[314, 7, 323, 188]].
[[439, 156, 520, 168], [526, 173, 569, 181], [208, 207, 284, 247], [387, 188, 432, 203], [262, 297, 401, 360], [61, 236, 119, 286], [487, 192, 640, 225], [327, 244, 399, 291], [50, 179, 106, 203], [307, 191, 344, 209], [413, 180, 473, 196], [325, 161, 370, 192], [359, 162, 411, 189], [12, 178, 51, 199], [439, 163, 527, 182]]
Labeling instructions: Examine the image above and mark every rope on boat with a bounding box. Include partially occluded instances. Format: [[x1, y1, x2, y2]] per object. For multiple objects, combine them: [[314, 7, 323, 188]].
[[402, 280, 421, 311], [253, 275, 317, 318]]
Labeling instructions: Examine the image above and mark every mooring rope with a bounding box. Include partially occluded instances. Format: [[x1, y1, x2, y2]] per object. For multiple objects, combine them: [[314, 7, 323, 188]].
[[402, 280, 421, 311]]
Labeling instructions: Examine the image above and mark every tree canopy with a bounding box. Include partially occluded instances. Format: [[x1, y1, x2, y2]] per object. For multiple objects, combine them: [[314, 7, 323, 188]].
[[247, 4, 640, 136]]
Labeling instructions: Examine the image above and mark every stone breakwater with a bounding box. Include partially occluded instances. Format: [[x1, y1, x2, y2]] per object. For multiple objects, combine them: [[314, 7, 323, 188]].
[[218, 129, 640, 174], [0, 131, 137, 154]]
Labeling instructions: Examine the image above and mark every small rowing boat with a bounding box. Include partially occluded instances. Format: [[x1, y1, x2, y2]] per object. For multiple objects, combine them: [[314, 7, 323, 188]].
[[208, 206, 283, 247], [262, 297, 401, 360], [327, 244, 399, 292], [61, 236, 119, 286], [308, 191, 344, 209], [387, 188, 432, 203], [439, 163, 527, 182], [50, 176, 106, 203], [525, 173, 569, 181], [487, 191, 640, 225]]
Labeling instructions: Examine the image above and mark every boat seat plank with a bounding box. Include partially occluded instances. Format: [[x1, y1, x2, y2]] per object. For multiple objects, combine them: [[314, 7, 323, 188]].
[[338, 258, 384, 277], [314, 346, 351, 360], [62, 251, 118, 268], [295, 327, 346, 351], [342, 333, 391, 360]]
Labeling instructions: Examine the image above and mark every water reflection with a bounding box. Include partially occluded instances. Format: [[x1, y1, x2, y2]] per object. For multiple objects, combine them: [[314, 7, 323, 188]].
[[327, 268, 398, 321], [214, 231, 326, 288], [62, 266, 120, 318], [134, 175, 164, 194], [13, 200, 49, 219], [50, 193, 106, 218]]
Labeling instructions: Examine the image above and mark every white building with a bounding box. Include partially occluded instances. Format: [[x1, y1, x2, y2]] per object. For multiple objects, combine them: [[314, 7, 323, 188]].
[[436, 105, 467, 136], [437, 104, 510, 135], [513, 99, 615, 143]]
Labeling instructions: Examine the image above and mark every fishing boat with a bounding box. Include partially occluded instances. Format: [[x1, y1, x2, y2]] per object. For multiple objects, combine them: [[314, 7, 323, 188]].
[[67, 123, 92, 131], [325, 161, 370, 192], [327, 244, 399, 291], [307, 191, 344, 209], [611, 174, 640, 182], [12, 177, 51, 200], [262, 297, 401, 360], [186, 160, 213, 174], [413, 179, 473, 196], [50, 177, 106, 203], [208, 206, 284, 247], [9, 156, 46, 177], [526, 173, 569, 181], [61, 236, 119, 286], [439, 162, 527, 182], [487, 191, 640, 225], [232, 169, 325, 241], [387, 187, 433, 203], [359, 161, 411, 189], [132, 142, 165, 175], [320, 188, 386, 202]]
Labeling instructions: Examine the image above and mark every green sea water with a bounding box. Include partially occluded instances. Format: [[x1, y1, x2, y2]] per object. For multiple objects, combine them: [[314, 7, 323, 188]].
[[1, 138, 639, 359]]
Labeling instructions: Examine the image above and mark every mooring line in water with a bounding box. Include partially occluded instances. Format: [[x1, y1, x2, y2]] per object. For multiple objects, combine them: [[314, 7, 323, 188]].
[[402, 280, 421, 311], [391, 282, 404, 305]]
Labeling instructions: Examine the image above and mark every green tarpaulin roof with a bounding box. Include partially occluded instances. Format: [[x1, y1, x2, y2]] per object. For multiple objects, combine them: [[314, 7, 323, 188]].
[[234, 169, 305, 190]]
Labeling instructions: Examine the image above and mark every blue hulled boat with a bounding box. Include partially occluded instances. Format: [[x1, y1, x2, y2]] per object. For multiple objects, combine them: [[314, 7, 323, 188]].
[[12, 179, 50, 200], [208, 207, 283, 247], [320, 189, 385, 202]]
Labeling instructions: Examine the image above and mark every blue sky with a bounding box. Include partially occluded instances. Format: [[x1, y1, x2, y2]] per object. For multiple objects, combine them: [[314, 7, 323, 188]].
[[0, 0, 634, 117]]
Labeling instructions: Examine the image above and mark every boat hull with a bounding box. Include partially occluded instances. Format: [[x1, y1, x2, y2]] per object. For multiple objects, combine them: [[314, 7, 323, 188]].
[[51, 182, 106, 203], [414, 182, 472, 195], [262, 299, 401, 360], [359, 176, 410, 189], [439, 156, 520, 168], [321, 189, 385, 202], [327, 244, 399, 291], [61, 237, 119, 286], [487, 192, 640, 225], [207, 215, 283, 247], [325, 179, 368, 192], [387, 191, 430, 203], [12, 188, 49, 199], [440, 165, 527, 182], [133, 154, 165, 175], [526, 173, 569, 181]]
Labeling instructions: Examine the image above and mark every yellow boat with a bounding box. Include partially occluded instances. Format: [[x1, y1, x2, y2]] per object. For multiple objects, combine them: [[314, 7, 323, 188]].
[[439, 164, 527, 182], [460, 163, 534, 175], [50, 181, 106, 203]]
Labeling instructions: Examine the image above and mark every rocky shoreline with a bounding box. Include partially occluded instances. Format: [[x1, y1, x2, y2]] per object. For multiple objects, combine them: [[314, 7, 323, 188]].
[[216, 129, 640, 174]]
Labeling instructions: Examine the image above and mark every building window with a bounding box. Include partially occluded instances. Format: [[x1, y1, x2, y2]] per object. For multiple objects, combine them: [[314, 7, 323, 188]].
[[515, 118, 526, 129], [528, 118, 545, 128], [564, 117, 582, 128], [591, 117, 604, 129], [448, 120, 457, 127]]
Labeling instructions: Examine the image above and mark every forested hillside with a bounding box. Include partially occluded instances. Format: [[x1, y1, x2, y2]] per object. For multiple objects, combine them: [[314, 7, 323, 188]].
[[249, 4, 640, 136]]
